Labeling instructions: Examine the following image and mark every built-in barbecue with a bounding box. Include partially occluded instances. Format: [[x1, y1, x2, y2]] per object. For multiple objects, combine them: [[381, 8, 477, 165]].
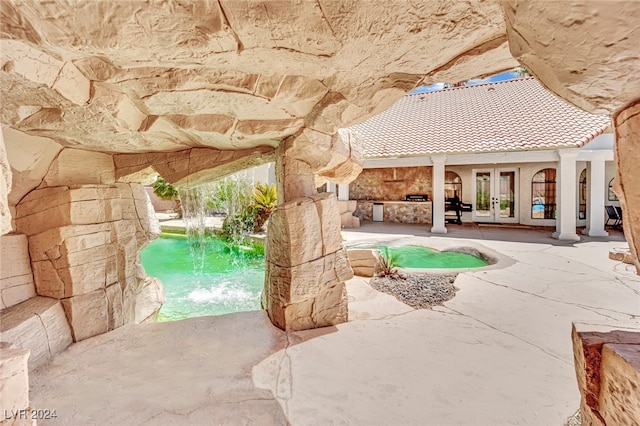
[[404, 194, 429, 202]]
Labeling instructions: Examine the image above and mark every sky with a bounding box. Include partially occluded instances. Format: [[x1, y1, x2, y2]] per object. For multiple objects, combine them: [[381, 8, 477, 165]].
[[409, 69, 522, 94]]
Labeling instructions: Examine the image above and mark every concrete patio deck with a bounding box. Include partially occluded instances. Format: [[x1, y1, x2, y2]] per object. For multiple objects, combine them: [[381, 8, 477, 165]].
[[28, 223, 639, 425]]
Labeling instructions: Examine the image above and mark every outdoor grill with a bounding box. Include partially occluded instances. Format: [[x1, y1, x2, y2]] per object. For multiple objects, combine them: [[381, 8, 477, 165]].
[[404, 194, 429, 202]]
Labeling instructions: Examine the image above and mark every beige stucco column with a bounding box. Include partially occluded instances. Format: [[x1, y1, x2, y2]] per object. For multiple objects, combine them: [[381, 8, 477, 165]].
[[262, 132, 357, 331], [430, 156, 447, 234], [553, 149, 580, 241], [337, 183, 350, 201], [582, 151, 608, 237]]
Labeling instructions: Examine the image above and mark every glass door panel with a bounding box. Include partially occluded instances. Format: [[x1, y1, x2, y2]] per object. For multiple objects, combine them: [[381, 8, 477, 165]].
[[473, 168, 519, 223], [475, 171, 492, 217], [498, 171, 515, 219]]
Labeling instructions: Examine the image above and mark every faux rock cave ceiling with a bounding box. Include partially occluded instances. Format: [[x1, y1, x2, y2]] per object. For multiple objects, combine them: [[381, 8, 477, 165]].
[[1, 0, 518, 159], [0, 1, 639, 218]]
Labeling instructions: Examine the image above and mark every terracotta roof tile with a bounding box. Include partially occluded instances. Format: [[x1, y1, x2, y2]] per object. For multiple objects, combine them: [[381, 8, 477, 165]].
[[349, 78, 611, 158]]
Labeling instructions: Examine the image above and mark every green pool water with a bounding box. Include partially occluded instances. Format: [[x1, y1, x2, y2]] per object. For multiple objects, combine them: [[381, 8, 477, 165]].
[[379, 245, 488, 269], [141, 234, 265, 321]]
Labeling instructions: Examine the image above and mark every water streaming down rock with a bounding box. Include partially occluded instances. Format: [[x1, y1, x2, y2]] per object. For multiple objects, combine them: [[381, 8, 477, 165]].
[[146, 170, 266, 319], [178, 169, 258, 272], [210, 170, 257, 265], [178, 184, 210, 275]]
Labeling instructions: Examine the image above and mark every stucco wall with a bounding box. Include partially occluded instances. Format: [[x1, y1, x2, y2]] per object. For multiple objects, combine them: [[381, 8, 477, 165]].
[[144, 187, 177, 212], [444, 163, 556, 226]]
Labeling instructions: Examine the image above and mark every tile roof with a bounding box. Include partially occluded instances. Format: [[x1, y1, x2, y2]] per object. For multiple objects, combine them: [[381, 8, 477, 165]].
[[349, 77, 611, 158]]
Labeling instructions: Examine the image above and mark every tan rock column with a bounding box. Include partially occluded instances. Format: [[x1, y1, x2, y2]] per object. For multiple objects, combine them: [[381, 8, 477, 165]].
[[13, 184, 162, 341], [0, 133, 12, 236], [614, 101, 640, 273], [262, 134, 355, 331]]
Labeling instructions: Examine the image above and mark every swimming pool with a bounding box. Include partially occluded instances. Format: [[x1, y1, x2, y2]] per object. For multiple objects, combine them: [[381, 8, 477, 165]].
[[141, 234, 264, 321], [378, 245, 489, 269]]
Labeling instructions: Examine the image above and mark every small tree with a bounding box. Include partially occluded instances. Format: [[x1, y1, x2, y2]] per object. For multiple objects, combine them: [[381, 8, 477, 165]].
[[152, 176, 181, 217]]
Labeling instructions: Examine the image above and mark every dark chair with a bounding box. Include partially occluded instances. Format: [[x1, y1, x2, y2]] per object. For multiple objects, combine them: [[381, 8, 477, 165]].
[[615, 206, 623, 222], [605, 205, 622, 228]]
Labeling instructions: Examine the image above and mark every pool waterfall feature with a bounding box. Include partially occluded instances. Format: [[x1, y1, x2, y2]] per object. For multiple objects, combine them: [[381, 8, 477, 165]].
[[143, 171, 268, 321]]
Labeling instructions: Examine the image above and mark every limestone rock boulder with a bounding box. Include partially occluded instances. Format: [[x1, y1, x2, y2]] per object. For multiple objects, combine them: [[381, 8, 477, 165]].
[[0, 343, 30, 419], [0, 234, 35, 309], [571, 323, 640, 424], [60, 289, 108, 342], [503, 1, 640, 115], [608, 247, 635, 265], [134, 276, 166, 324], [2, 127, 62, 206], [614, 103, 640, 274], [599, 344, 640, 425], [264, 193, 352, 330], [0, 1, 515, 161], [42, 148, 115, 187], [266, 248, 352, 305], [266, 192, 343, 267], [348, 249, 379, 277], [278, 130, 364, 202], [114, 146, 275, 188], [0, 297, 72, 371], [13, 183, 163, 341]]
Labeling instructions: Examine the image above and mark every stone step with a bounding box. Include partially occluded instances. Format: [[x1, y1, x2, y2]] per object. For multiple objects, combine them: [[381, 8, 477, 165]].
[[347, 249, 379, 277], [0, 296, 72, 371]]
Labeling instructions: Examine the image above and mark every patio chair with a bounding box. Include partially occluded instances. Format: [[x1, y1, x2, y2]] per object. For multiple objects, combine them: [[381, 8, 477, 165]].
[[605, 205, 622, 228]]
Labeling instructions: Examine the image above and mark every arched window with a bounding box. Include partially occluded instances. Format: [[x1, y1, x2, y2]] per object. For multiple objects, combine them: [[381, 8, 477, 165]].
[[608, 178, 619, 201], [532, 168, 556, 219], [444, 171, 462, 200], [579, 169, 587, 220]]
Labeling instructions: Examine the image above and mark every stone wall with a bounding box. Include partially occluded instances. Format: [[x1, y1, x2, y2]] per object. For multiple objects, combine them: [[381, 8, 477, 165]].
[[12, 183, 164, 342], [349, 167, 432, 201], [355, 201, 432, 224]]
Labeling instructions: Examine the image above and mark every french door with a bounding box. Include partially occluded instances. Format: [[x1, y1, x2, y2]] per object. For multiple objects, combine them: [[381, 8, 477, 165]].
[[472, 168, 519, 223]]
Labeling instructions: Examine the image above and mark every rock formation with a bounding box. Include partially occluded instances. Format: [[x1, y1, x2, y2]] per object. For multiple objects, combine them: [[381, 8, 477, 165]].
[[0, 1, 639, 422], [0, 8, 639, 422], [0, 0, 519, 337]]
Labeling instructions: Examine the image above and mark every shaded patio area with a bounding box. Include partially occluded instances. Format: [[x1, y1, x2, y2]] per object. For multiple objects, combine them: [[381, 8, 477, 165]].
[[29, 223, 639, 425]]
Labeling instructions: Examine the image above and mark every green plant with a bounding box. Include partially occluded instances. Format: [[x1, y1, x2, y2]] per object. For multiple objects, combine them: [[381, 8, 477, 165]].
[[515, 66, 530, 78], [377, 247, 399, 277], [152, 176, 182, 217], [222, 206, 256, 236], [252, 183, 277, 232]]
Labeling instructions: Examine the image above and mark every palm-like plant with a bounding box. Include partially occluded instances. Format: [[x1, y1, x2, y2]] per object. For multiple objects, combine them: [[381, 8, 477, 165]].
[[377, 247, 399, 277], [252, 183, 277, 231]]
